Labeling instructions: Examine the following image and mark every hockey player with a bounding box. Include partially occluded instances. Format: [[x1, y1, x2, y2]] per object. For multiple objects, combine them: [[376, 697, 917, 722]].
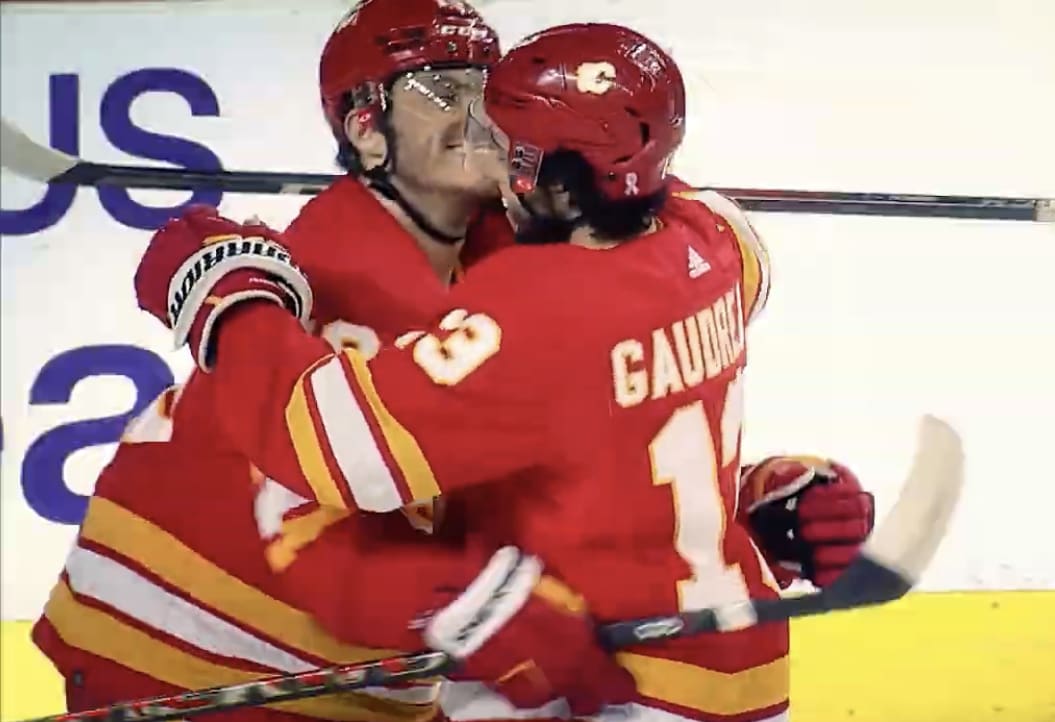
[[134, 23, 874, 722], [32, 1, 635, 718]]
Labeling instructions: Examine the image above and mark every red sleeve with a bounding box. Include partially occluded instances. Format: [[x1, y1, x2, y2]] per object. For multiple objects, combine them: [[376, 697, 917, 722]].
[[210, 303, 351, 507], [349, 309, 556, 506], [266, 503, 485, 649], [212, 303, 492, 647], [212, 255, 559, 513]]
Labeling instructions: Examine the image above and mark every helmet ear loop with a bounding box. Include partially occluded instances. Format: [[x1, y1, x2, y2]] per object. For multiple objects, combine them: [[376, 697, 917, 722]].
[[340, 97, 395, 177]]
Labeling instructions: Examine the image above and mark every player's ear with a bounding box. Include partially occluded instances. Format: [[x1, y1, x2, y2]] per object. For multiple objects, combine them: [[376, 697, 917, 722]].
[[344, 109, 387, 172]]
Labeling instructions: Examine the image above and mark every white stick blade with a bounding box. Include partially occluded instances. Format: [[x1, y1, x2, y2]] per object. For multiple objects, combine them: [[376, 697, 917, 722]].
[[1, 117, 79, 182], [1038, 200, 1054, 223], [862, 414, 965, 583]]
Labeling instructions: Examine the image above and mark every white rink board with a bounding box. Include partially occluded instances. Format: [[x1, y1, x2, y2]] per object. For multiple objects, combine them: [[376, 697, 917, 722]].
[[2, 0, 1054, 621]]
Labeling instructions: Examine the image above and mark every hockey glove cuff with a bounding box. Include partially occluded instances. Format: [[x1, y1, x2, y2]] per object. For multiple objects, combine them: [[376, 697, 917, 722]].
[[423, 546, 635, 715], [135, 205, 313, 371]]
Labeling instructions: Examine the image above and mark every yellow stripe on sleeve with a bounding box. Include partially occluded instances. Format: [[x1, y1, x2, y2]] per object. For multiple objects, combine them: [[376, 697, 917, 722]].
[[342, 350, 442, 502], [732, 229, 765, 320], [266, 505, 350, 572], [286, 356, 351, 510]]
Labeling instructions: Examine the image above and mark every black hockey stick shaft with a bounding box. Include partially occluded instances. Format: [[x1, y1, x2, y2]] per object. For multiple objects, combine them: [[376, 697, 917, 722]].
[[59, 163, 333, 197], [598, 556, 911, 648], [2, 117, 1050, 221], [54, 162, 1054, 221]]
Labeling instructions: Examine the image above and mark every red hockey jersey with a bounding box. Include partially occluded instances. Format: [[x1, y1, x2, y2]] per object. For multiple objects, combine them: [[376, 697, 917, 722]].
[[211, 186, 785, 722], [32, 177, 513, 721]]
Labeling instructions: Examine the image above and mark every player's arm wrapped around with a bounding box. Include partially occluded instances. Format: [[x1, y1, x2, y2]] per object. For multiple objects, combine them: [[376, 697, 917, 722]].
[[134, 204, 313, 370], [238, 257, 555, 514], [136, 206, 558, 519], [739, 456, 875, 587], [266, 504, 635, 713], [135, 207, 357, 508]]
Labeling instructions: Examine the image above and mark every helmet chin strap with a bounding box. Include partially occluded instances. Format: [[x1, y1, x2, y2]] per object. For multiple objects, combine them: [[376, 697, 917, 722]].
[[365, 169, 466, 245]]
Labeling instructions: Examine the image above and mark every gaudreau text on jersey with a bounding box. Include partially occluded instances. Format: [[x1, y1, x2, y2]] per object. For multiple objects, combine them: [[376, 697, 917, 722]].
[[610, 284, 745, 408]]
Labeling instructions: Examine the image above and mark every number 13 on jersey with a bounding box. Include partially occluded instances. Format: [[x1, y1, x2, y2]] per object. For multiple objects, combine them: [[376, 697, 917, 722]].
[[650, 372, 778, 610]]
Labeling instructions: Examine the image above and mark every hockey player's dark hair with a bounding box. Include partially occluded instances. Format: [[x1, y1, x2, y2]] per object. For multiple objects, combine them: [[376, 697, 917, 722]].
[[516, 149, 668, 245]]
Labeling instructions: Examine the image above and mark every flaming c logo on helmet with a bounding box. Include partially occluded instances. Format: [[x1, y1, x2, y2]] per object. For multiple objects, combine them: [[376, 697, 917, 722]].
[[574, 62, 617, 95]]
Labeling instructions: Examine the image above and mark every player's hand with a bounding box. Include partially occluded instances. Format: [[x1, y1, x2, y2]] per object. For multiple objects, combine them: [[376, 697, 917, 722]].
[[423, 547, 636, 714], [740, 456, 875, 587], [134, 205, 312, 371]]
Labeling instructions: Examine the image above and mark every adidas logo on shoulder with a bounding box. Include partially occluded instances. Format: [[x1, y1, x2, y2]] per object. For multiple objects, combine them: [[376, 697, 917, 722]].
[[688, 245, 711, 278]]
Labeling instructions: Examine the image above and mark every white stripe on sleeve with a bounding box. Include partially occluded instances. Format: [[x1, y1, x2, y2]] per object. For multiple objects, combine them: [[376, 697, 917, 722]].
[[308, 357, 404, 512]]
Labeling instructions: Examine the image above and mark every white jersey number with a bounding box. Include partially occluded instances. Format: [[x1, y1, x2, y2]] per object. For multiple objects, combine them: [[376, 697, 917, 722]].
[[325, 313, 501, 387], [411, 309, 501, 386], [650, 372, 772, 609]]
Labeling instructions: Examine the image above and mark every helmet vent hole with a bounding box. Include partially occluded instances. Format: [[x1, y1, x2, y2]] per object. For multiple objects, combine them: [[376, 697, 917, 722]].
[[639, 122, 651, 147], [532, 57, 547, 65], [382, 27, 427, 52]]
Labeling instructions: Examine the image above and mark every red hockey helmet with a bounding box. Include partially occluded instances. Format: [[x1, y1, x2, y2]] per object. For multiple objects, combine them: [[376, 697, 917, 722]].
[[319, 0, 500, 136], [479, 23, 685, 200]]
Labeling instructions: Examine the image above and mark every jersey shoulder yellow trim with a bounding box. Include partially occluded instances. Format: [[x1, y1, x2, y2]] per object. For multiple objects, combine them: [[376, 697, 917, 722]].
[[676, 190, 772, 323]]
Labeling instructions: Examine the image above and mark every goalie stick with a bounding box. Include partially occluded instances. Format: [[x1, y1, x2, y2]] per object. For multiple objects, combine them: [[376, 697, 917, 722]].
[[25, 415, 964, 722], [2, 117, 1051, 222]]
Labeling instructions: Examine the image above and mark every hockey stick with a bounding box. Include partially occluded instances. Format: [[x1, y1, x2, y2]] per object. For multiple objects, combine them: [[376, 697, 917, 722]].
[[25, 415, 963, 722], [2, 117, 1051, 222], [602, 413, 964, 645]]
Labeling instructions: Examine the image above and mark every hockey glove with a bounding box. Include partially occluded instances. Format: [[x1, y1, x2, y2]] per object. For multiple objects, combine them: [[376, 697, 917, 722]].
[[423, 547, 636, 715], [134, 205, 312, 371], [740, 456, 875, 587]]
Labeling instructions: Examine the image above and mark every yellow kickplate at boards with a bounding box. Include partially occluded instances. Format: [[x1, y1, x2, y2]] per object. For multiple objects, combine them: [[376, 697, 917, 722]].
[[1, 621, 63, 721], [791, 590, 1055, 722], [3, 591, 1054, 722]]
